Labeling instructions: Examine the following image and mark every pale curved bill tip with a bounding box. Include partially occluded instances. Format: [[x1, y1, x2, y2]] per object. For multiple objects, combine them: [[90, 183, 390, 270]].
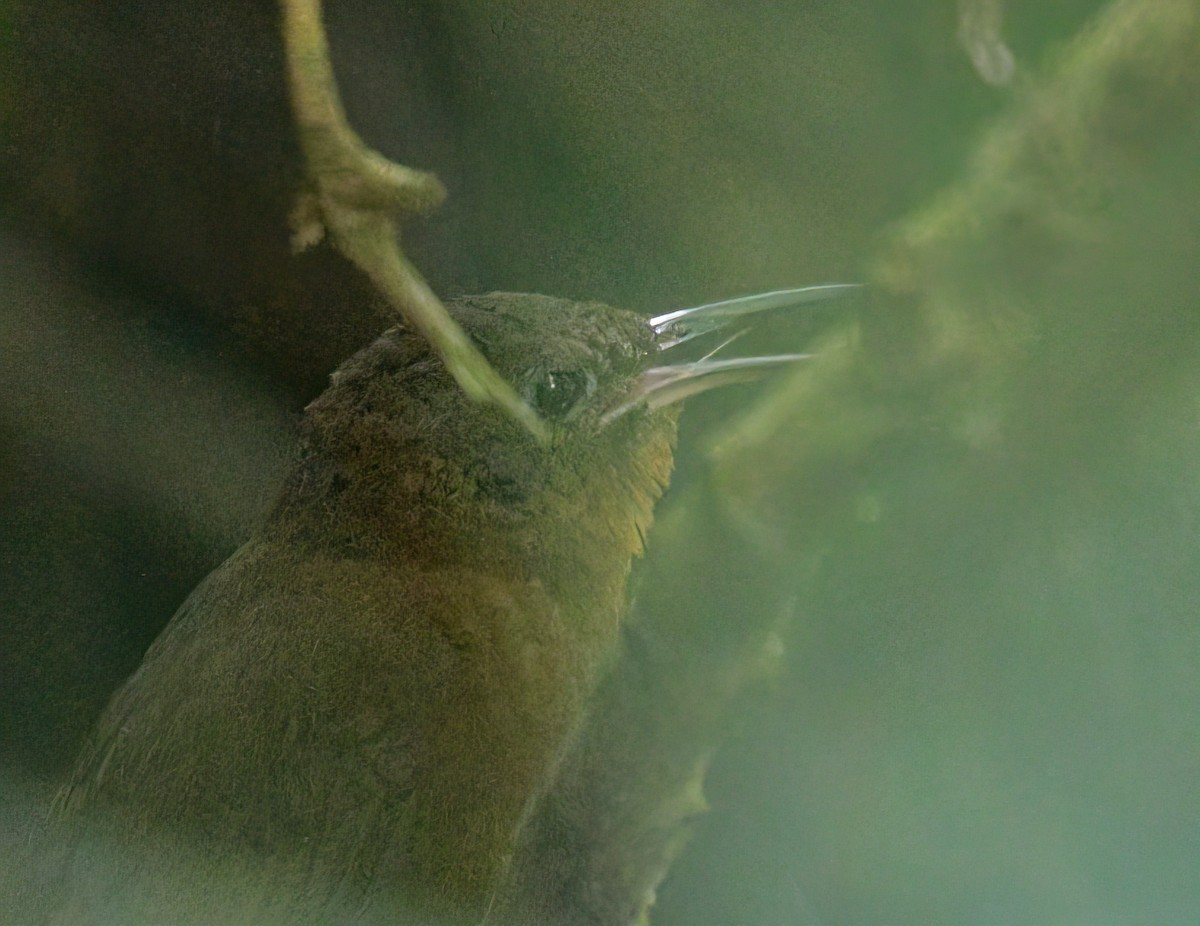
[[602, 353, 812, 424], [651, 283, 862, 349]]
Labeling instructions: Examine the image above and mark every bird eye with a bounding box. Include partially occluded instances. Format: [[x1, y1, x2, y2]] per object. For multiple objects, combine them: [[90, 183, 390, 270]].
[[524, 369, 597, 419]]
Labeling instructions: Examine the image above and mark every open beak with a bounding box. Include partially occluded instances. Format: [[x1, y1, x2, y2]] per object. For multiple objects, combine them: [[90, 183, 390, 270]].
[[649, 283, 861, 350], [603, 284, 860, 424]]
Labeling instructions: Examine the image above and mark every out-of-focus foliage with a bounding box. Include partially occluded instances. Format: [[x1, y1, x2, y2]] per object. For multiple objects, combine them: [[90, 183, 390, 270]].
[[656, 3, 1200, 921]]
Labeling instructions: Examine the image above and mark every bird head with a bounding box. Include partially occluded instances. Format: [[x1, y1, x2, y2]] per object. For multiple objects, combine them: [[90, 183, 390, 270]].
[[280, 287, 855, 599]]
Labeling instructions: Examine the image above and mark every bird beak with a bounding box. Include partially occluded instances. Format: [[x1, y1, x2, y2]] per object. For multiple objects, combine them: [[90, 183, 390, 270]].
[[601, 352, 814, 423], [649, 284, 861, 350], [602, 284, 860, 424]]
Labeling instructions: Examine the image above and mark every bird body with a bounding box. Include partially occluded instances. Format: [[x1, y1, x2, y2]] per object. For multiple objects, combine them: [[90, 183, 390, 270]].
[[61, 293, 677, 921], [58, 286, 844, 922]]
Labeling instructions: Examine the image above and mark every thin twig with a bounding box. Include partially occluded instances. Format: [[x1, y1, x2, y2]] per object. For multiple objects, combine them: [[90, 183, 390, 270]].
[[280, 0, 546, 440]]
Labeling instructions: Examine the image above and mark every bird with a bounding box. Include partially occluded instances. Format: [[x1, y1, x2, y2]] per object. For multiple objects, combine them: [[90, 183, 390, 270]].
[[56, 287, 853, 925]]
